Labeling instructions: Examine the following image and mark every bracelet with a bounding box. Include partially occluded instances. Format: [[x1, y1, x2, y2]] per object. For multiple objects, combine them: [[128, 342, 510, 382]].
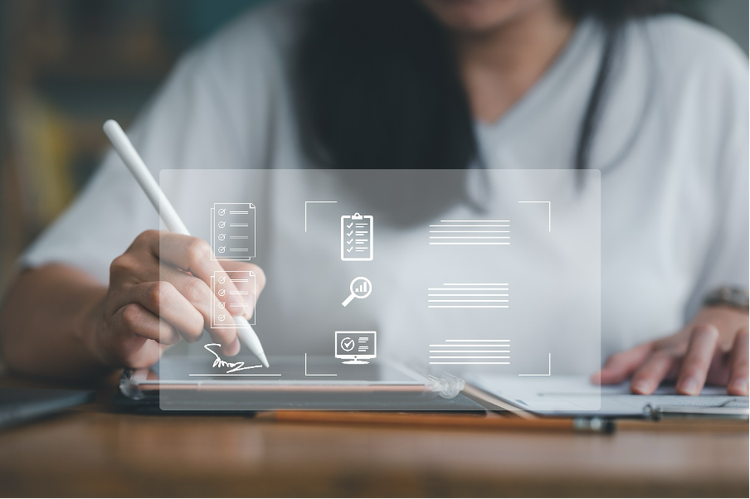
[[703, 286, 749, 313]]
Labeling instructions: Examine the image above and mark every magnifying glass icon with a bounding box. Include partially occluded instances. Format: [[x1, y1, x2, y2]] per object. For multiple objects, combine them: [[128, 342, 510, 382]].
[[342, 277, 372, 307]]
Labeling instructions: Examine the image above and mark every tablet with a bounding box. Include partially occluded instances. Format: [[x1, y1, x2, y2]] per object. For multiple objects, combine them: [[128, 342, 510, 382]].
[[120, 355, 469, 411]]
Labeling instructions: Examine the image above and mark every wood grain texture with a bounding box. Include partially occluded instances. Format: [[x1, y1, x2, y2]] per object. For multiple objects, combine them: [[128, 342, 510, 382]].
[[0, 374, 747, 497]]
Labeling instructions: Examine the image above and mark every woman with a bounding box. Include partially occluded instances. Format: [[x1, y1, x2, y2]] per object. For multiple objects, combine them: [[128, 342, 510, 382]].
[[0, 0, 747, 395]]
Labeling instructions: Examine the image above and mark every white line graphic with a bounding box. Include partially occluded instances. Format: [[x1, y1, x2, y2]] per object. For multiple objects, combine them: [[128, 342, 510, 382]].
[[427, 283, 510, 308], [428, 300, 508, 303], [429, 356, 510, 359], [429, 306, 509, 308], [304, 353, 337, 377], [188, 343, 280, 377], [429, 218, 511, 245], [429, 350, 510, 353], [440, 220, 510, 223], [430, 344, 508, 347], [428, 293, 508, 296], [430, 362, 510, 365], [443, 283, 508, 286], [518, 353, 552, 377], [188, 374, 282, 377], [304, 200, 337, 232], [518, 200, 552, 233], [428, 338, 511, 365], [445, 339, 510, 342], [204, 343, 260, 373]]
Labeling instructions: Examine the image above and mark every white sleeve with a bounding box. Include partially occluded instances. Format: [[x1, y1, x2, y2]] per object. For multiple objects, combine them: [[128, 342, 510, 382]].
[[684, 43, 749, 320], [20, 29, 255, 284]]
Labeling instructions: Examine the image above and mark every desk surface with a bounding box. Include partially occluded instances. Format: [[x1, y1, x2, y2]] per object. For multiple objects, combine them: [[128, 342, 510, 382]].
[[0, 374, 747, 497]]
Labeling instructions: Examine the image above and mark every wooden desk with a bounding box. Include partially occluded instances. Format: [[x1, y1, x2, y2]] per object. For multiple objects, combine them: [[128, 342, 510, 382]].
[[0, 374, 747, 497]]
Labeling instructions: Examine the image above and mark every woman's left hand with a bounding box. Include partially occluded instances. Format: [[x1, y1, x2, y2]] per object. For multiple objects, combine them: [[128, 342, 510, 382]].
[[592, 306, 748, 395]]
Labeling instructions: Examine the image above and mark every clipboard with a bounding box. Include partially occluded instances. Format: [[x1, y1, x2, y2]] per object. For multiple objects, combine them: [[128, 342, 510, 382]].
[[341, 213, 374, 261]]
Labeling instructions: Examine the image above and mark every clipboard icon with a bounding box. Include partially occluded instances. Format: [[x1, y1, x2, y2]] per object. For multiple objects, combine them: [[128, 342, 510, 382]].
[[341, 213, 374, 261]]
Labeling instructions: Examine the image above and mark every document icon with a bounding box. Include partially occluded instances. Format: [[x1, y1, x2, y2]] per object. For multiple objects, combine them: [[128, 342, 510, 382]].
[[211, 203, 256, 261], [341, 213, 374, 261], [211, 271, 256, 327]]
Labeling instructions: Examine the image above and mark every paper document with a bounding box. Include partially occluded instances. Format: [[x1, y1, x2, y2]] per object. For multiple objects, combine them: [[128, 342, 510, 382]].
[[468, 374, 749, 417]]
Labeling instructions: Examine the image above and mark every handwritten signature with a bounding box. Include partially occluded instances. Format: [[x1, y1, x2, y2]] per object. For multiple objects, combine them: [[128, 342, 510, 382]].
[[204, 343, 262, 373]]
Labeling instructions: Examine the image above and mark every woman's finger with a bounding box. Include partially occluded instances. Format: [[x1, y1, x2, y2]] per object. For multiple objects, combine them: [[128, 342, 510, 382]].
[[134, 231, 248, 313], [629, 349, 676, 394], [159, 265, 240, 355], [218, 261, 266, 320], [591, 342, 652, 385], [112, 302, 181, 345], [128, 280, 205, 344], [675, 324, 720, 395], [727, 328, 749, 396]]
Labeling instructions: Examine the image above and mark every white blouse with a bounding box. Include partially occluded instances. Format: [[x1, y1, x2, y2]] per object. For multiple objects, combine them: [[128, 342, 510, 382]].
[[22, 0, 748, 364]]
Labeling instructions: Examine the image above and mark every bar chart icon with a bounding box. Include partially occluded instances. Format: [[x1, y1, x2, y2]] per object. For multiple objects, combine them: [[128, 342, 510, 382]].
[[341, 276, 372, 307]]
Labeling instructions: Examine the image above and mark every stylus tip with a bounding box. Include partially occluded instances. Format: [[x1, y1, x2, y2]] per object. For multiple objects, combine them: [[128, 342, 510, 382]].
[[258, 351, 270, 369]]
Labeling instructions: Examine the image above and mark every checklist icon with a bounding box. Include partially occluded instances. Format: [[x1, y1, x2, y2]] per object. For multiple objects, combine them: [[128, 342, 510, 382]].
[[341, 213, 373, 261], [210, 203, 256, 261], [210, 271, 256, 327]]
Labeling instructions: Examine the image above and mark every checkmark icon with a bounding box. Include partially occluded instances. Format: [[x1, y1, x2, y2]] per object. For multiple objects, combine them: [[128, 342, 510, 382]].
[[346, 239, 354, 244], [347, 248, 353, 252], [347, 231, 353, 236], [341, 338, 355, 352], [347, 222, 354, 228]]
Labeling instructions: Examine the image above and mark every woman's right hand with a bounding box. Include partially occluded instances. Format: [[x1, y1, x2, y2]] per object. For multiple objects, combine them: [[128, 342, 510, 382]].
[[86, 230, 265, 369]]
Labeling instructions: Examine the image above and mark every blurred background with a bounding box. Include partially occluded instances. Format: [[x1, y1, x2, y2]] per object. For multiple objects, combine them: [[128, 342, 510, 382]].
[[0, 0, 747, 293]]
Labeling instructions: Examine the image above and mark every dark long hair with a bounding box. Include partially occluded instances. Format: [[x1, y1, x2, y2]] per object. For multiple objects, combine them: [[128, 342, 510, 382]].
[[293, 0, 669, 173]]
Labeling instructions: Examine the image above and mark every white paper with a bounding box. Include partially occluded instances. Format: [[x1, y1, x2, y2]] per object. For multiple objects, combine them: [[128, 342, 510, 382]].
[[468, 374, 748, 416]]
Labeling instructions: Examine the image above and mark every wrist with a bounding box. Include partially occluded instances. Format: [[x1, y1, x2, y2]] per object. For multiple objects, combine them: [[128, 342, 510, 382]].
[[74, 289, 109, 366], [703, 286, 749, 314]]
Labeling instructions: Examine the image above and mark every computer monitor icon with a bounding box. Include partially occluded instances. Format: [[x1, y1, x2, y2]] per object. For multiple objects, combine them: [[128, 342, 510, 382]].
[[335, 331, 377, 365]]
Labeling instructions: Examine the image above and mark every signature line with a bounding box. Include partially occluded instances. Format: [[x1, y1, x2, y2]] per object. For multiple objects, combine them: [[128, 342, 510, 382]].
[[204, 343, 262, 373]]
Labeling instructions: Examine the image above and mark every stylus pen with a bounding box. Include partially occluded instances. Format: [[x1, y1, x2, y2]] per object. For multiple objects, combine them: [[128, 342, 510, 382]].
[[102, 119, 270, 368]]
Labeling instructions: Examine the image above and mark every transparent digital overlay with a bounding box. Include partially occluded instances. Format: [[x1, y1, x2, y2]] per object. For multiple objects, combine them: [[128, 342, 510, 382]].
[[126, 169, 602, 412]]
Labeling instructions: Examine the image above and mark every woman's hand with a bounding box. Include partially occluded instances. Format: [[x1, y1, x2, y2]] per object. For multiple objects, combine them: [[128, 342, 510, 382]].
[[86, 230, 265, 369], [592, 306, 748, 395]]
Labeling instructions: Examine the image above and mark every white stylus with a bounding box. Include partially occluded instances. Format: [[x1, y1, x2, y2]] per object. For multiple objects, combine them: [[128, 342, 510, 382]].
[[103, 119, 270, 368]]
